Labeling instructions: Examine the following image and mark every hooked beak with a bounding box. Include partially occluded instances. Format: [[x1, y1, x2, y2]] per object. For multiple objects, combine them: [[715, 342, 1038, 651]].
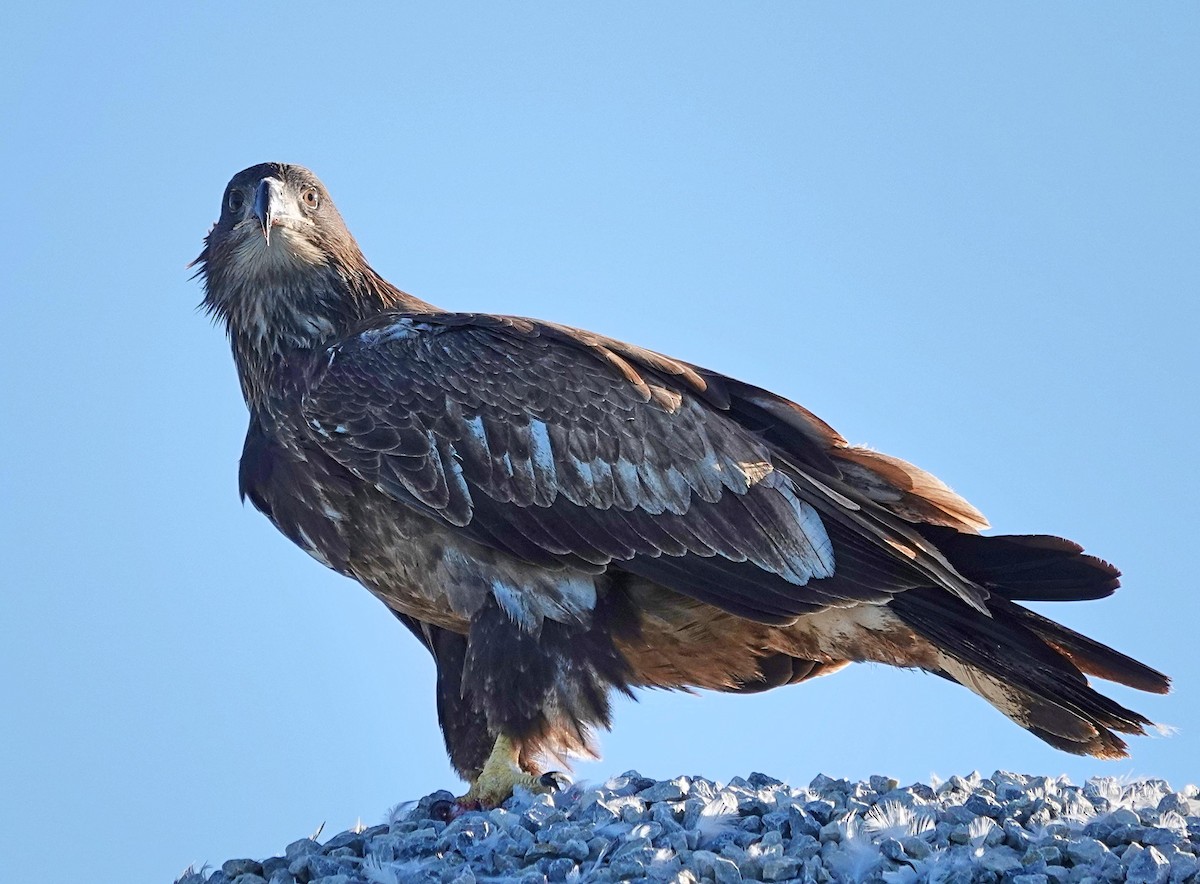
[[254, 177, 288, 244]]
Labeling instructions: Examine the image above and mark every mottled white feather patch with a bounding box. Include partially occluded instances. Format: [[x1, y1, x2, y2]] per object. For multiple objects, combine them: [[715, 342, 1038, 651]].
[[295, 526, 333, 568], [792, 604, 916, 664], [227, 222, 325, 274], [490, 579, 540, 630], [528, 419, 554, 472], [936, 655, 1031, 728], [738, 459, 773, 485], [488, 571, 598, 630], [864, 801, 935, 841], [695, 792, 740, 846], [357, 319, 424, 347], [769, 481, 836, 583]]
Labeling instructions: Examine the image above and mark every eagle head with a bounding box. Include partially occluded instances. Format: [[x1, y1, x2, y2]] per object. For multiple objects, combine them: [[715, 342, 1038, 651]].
[[196, 163, 389, 397], [197, 163, 361, 289]]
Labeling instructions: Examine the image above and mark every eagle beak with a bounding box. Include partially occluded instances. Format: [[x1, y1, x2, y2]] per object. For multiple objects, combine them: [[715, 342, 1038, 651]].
[[254, 177, 288, 245]]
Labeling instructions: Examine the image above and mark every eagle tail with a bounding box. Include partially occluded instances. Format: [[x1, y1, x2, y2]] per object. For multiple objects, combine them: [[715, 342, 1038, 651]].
[[910, 525, 1170, 692], [889, 587, 1169, 759], [914, 524, 1122, 602]]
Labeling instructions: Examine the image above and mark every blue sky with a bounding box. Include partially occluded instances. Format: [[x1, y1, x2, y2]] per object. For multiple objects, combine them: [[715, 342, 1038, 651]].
[[2, 4, 1197, 882]]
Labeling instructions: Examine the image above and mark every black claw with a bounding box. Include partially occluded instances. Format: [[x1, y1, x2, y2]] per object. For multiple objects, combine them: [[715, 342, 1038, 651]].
[[539, 771, 571, 791]]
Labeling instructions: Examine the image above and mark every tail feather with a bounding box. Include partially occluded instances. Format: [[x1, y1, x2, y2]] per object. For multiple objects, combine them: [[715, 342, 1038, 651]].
[[991, 596, 1171, 694], [1025, 724, 1129, 760], [914, 524, 1121, 602], [889, 586, 1163, 758]]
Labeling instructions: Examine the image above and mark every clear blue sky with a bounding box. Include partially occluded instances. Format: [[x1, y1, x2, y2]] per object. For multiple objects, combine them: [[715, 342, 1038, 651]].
[[2, 4, 1196, 882]]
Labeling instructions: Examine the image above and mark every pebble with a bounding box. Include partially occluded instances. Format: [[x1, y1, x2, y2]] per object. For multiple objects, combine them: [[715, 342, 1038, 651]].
[[179, 770, 1200, 884]]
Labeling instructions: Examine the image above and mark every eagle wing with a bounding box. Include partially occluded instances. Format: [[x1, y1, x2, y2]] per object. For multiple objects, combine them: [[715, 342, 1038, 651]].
[[296, 312, 987, 624]]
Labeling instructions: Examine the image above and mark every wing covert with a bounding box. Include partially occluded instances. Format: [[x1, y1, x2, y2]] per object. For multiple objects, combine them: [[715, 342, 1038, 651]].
[[297, 314, 872, 621]]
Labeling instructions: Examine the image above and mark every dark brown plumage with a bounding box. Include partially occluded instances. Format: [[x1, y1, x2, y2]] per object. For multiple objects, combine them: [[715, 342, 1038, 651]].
[[197, 162, 1169, 805]]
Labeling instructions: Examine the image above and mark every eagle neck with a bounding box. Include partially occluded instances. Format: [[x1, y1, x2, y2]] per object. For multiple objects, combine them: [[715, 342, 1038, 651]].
[[219, 261, 440, 411]]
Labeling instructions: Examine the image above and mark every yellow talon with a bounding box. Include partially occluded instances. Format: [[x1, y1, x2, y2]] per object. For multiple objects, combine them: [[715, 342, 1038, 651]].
[[459, 734, 553, 808]]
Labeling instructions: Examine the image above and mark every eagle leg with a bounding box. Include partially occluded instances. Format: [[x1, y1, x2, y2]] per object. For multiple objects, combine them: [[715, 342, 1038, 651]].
[[418, 621, 567, 807], [456, 733, 564, 809], [449, 592, 634, 808]]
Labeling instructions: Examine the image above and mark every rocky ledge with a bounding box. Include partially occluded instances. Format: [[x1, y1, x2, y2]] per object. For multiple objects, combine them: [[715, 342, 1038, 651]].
[[178, 770, 1200, 883]]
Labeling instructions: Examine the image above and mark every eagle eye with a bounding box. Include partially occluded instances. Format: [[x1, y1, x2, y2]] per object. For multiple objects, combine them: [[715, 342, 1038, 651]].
[[302, 188, 320, 211], [227, 190, 245, 213]]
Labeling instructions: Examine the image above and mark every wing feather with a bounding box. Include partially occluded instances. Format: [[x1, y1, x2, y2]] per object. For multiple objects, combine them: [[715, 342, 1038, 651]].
[[298, 313, 988, 623]]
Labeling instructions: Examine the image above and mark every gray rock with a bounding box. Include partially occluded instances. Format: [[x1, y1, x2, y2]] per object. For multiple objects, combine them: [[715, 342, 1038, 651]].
[[759, 811, 788, 834], [748, 772, 784, 789], [648, 855, 683, 881], [1066, 837, 1109, 865], [1094, 853, 1125, 882], [1125, 845, 1169, 884], [1138, 827, 1180, 847], [803, 799, 836, 825], [711, 856, 742, 884], [287, 854, 344, 884], [283, 839, 321, 861], [1107, 824, 1147, 845], [979, 846, 1023, 873], [1123, 843, 1146, 865], [1167, 851, 1199, 882], [762, 831, 786, 851], [1005, 819, 1033, 851], [610, 856, 648, 878], [785, 834, 820, 861], [908, 783, 936, 801], [256, 856, 289, 877], [998, 784, 1026, 802], [560, 837, 590, 862], [817, 821, 842, 843], [787, 806, 820, 839], [1027, 844, 1064, 865], [869, 775, 900, 793], [640, 780, 687, 803], [666, 831, 690, 856], [1156, 793, 1191, 816], [651, 802, 685, 832], [965, 794, 1003, 818], [760, 856, 801, 881], [321, 831, 366, 855], [222, 860, 264, 878], [1110, 808, 1142, 828]]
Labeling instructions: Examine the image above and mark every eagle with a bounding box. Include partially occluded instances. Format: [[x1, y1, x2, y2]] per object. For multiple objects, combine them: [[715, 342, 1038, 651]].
[[197, 162, 1168, 807]]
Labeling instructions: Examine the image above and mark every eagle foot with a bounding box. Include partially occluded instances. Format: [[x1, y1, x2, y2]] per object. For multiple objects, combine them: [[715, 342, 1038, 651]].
[[456, 734, 568, 810]]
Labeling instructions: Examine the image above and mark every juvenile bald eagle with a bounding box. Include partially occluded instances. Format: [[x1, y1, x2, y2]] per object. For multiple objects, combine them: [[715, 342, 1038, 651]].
[[197, 163, 1168, 806]]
